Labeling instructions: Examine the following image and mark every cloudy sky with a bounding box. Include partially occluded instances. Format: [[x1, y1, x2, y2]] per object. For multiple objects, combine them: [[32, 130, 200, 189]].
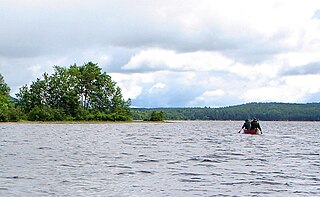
[[1, 0, 320, 107]]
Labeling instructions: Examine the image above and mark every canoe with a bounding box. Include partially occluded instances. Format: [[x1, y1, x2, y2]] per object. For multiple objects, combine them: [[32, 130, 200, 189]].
[[243, 128, 261, 135]]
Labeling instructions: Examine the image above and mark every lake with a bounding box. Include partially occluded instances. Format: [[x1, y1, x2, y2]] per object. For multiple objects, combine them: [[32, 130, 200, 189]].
[[0, 121, 319, 196]]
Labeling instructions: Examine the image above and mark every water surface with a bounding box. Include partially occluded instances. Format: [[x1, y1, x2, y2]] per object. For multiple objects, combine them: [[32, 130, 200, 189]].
[[1, 121, 319, 196]]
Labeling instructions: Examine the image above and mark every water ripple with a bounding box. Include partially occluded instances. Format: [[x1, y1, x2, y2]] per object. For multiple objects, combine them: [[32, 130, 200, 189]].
[[1, 121, 320, 196]]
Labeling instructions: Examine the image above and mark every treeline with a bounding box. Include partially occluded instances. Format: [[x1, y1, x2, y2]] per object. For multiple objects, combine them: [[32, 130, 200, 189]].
[[2, 65, 320, 122], [132, 102, 320, 121], [0, 62, 131, 122]]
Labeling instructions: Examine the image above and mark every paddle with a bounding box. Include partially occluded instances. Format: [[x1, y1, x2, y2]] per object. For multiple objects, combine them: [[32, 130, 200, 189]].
[[238, 129, 243, 133]]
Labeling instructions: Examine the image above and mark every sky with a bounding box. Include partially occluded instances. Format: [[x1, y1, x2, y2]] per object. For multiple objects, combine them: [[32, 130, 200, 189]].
[[1, 0, 320, 108]]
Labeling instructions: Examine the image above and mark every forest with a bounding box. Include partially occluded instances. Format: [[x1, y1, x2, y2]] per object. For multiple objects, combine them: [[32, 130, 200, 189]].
[[1, 63, 320, 122], [132, 102, 320, 121]]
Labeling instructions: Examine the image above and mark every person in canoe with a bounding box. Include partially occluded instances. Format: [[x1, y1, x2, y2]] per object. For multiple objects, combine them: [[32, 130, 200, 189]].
[[239, 119, 251, 132], [250, 118, 262, 134], [239, 118, 262, 134]]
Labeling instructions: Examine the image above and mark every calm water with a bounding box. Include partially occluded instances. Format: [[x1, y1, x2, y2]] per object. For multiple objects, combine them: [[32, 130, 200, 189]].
[[0, 121, 319, 196]]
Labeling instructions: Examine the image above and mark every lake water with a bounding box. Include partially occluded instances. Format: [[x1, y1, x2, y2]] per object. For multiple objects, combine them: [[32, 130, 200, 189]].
[[0, 121, 319, 196]]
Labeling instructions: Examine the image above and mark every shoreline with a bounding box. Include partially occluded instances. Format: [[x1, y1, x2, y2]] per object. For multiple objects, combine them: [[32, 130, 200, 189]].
[[0, 120, 173, 124], [1, 120, 319, 124]]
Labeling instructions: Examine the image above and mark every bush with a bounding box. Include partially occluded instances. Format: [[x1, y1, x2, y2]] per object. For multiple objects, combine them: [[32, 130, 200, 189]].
[[51, 108, 68, 121], [0, 108, 23, 122], [28, 106, 53, 121], [104, 112, 130, 121], [27, 106, 67, 121], [0, 109, 9, 122], [149, 111, 164, 121]]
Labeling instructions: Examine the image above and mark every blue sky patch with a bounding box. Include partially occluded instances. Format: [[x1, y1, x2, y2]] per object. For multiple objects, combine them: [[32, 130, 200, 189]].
[[312, 9, 320, 19]]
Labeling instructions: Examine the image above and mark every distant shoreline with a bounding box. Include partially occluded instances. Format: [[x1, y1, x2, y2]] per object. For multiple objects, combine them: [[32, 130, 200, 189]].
[[132, 103, 320, 121], [0, 120, 170, 124], [1, 120, 319, 124]]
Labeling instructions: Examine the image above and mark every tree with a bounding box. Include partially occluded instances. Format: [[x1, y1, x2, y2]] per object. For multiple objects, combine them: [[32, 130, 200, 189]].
[[46, 66, 80, 116], [0, 73, 21, 122], [77, 62, 102, 109], [0, 73, 13, 110], [0, 73, 10, 95], [16, 62, 132, 121]]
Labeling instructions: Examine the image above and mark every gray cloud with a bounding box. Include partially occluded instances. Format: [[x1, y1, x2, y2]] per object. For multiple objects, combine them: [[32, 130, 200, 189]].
[[1, 1, 320, 107], [132, 80, 204, 108], [0, 0, 285, 64], [129, 70, 246, 107], [224, 38, 288, 64], [304, 92, 320, 102], [281, 62, 320, 76]]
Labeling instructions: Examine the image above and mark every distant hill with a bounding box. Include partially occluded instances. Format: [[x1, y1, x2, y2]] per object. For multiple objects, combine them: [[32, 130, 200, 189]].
[[132, 102, 320, 121], [10, 96, 18, 102]]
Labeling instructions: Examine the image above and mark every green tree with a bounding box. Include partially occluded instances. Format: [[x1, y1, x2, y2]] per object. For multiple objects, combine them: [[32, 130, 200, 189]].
[[0, 73, 13, 110], [0, 73, 22, 122], [47, 66, 80, 116], [0, 73, 10, 95], [16, 62, 132, 121], [77, 62, 102, 109]]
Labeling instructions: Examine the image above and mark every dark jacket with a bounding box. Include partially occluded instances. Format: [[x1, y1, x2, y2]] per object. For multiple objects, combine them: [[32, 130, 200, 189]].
[[242, 120, 251, 130], [251, 119, 262, 131]]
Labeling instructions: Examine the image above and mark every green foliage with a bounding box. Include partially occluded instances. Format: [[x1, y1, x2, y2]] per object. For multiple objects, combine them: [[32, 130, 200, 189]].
[[0, 73, 20, 122], [12, 62, 131, 122], [132, 103, 320, 121], [0, 108, 23, 122], [28, 106, 66, 121], [0, 95, 13, 110], [149, 111, 165, 121], [0, 74, 12, 110], [0, 74, 10, 95]]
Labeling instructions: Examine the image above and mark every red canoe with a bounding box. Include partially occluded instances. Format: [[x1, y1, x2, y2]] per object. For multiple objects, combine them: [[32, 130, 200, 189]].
[[243, 128, 261, 135]]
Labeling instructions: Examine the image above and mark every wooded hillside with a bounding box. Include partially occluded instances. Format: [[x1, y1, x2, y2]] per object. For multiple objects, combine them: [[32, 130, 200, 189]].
[[132, 103, 320, 121]]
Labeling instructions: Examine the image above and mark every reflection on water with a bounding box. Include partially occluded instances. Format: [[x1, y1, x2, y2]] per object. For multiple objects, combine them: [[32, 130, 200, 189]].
[[1, 121, 319, 196]]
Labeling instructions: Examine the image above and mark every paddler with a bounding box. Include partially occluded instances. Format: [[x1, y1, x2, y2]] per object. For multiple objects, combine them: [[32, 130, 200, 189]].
[[251, 118, 262, 133], [239, 119, 251, 133]]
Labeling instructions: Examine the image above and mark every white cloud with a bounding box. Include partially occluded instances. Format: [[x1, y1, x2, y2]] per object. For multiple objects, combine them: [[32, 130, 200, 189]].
[[195, 90, 225, 101], [109, 73, 151, 100], [242, 74, 320, 102], [123, 48, 233, 72], [242, 87, 297, 102], [1, 0, 320, 107], [148, 83, 166, 93], [284, 74, 320, 94]]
